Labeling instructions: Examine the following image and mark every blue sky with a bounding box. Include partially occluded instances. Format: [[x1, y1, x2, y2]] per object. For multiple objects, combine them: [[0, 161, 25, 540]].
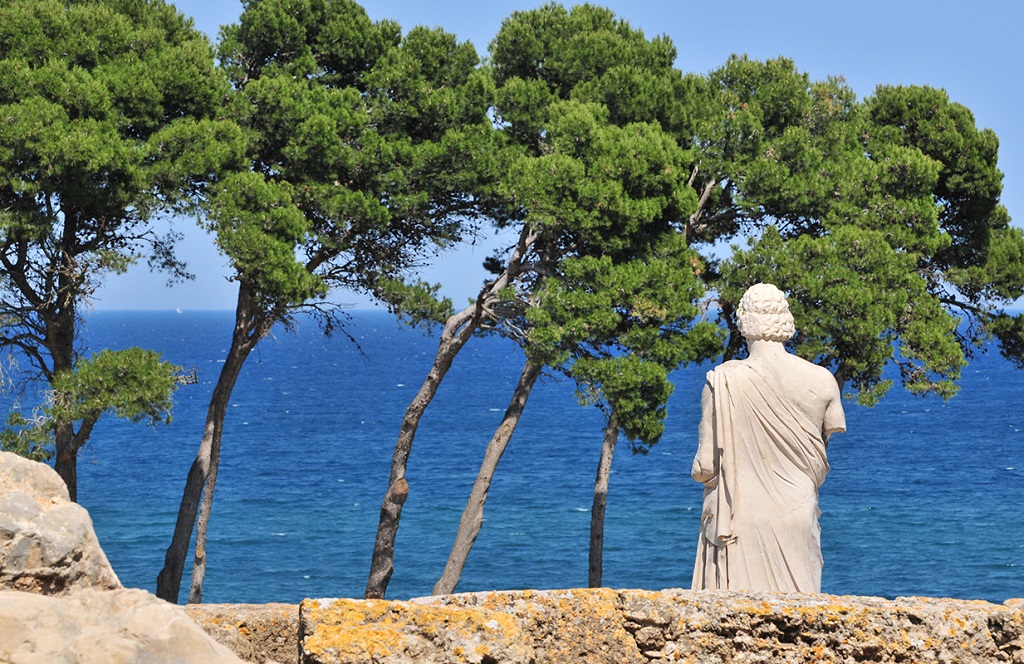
[[96, 0, 1024, 310]]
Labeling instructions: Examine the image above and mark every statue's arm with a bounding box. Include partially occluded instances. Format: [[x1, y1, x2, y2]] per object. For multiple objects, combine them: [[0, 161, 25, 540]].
[[822, 379, 847, 442], [691, 381, 716, 483]]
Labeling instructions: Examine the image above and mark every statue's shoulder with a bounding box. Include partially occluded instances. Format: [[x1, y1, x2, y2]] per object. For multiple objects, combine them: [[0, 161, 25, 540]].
[[787, 354, 839, 387], [707, 360, 746, 382]]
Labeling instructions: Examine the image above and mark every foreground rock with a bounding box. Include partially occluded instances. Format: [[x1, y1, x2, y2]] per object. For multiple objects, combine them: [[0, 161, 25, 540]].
[[0, 450, 120, 593], [0, 452, 243, 663], [299, 588, 1024, 664], [0, 587, 243, 663]]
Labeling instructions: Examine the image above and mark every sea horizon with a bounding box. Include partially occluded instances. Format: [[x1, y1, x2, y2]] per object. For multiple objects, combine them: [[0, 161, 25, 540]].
[[11, 309, 1020, 604]]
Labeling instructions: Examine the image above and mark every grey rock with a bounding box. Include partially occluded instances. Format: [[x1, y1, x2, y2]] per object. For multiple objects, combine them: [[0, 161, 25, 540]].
[[0, 451, 120, 594], [0, 452, 244, 663], [0, 588, 243, 663]]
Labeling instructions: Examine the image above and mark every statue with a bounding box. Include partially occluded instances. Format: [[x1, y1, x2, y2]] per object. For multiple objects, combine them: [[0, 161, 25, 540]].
[[691, 283, 846, 593]]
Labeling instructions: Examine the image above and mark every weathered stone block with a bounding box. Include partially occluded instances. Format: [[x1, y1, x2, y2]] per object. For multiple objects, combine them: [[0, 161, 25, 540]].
[[188, 602, 301, 664], [298, 588, 1024, 663]]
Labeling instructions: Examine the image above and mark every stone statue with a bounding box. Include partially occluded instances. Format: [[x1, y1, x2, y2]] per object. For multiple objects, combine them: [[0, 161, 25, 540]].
[[691, 283, 846, 593]]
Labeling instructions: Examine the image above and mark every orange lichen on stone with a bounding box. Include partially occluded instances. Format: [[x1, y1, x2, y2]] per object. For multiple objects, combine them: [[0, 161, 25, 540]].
[[292, 590, 1024, 664], [301, 595, 536, 663], [301, 599, 409, 660]]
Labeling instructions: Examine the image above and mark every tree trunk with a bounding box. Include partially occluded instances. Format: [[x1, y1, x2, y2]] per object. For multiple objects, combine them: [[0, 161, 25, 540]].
[[156, 288, 267, 604], [49, 281, 79, 501], [364, 226, 538, 600], [833, 361, 848, 392], [156, 455, 206, 603], [53, 423, 79, 502], [432, 360, 541, 596], [721, 300, 744, 361], [52, 418, 96, 503], [363, 304, 478, 599], [188, 409, 224, 604], [588, 415, 620, 588]]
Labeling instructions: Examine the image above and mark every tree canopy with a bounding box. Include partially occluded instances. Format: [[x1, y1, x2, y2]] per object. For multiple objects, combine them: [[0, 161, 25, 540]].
[[0, 0, 238, 499], [483, 3, 724, 431], [429, 3, 732, 595], [696, 56, 1024, 404], [212, 0, 498, 321]]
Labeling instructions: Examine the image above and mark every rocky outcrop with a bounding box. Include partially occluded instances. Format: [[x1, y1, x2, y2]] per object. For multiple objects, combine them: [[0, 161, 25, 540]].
[[299, 588, 1024, 664], [0, 451, 243, 664], [0, 587, 244, 663], [0, 450, 120, 594]]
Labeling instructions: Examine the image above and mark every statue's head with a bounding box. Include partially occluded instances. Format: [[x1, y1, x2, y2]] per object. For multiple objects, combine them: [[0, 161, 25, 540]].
[[736, 283, 795, 342]]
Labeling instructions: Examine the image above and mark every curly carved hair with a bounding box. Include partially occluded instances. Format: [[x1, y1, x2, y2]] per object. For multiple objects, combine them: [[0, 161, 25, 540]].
[[736, 283, 795, 342]]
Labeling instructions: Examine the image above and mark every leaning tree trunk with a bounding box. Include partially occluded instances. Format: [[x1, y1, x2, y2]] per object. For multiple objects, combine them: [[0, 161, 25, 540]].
[[156, 288, 268, 604], [363, 303, 478, 598], [432, 359, 542, 596], [364, 227, 537, 600], [588, 415, 620, 588], [188, 408, 225, 604]]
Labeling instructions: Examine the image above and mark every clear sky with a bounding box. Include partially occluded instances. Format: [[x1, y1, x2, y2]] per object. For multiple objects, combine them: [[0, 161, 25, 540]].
[[95, 0, 1024, 310]]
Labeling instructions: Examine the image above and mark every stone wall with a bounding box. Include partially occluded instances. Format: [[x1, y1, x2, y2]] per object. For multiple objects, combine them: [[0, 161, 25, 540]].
[[295, 588, 1024, 664]]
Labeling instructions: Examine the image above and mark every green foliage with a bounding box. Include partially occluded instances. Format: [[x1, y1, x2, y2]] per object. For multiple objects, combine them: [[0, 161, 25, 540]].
[[504, 101, 697, 259], [0, 410, 53, 462], [702, 56, 1020, 404], [0, 0, 239, 350], [206, 171, 325, 310], [989, 313, 1024, 369], [0, 0, 239, 481], [0, 347, 182, 462], [375, 278, 454, 330], [721, 226, 962, 404], [0, 0, 241, 223], [485, 4, 725, 447], [694, 57, 870, 241], [212, 0, 498, 321], [490, 3, 675, 99], [50, 348, 183, 427], [946, 226, 1024, 302], [219, 0, 400, 88], [528, 243, 724, 446], [867, 85, 1005, 270], [571, 355, 672, 451], [492, 3, 694, 149], [527, 242, 722, 368]]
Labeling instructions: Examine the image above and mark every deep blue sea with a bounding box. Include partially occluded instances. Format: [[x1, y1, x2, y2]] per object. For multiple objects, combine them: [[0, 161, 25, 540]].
[[38, 311, 1024, 604]]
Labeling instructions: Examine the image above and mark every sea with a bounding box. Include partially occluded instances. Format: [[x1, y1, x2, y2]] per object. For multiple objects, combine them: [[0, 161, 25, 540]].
[[24, 310, 1024, 604]]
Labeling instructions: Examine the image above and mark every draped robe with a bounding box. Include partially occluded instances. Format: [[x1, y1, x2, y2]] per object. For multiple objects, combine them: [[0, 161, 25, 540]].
[[691, 359, 845, 593]]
